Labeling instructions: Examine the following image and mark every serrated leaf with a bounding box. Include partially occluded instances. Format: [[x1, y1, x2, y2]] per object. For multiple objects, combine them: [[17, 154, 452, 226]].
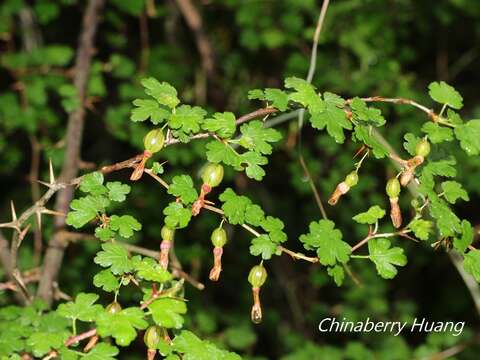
[[249, 235, 278, 260], [441, 181, 469, 204], [353, 125, 389, 158], [241, 151, 267, 180], [93, 269, 120, 292], [219, 188, 251, 225], [96, 307, 148, 347], [421, 122, 453, 144], [428, 81, 463, 109], [418, 158, 457, 196], [57, 293, 103, 322], [66, 195, 109, 229], [80, 172, 106, 195], [403, 133, 421, 156], [409, 219, 433, 241], [169, 105, 207, 135], [27, 332, 66, 357], [244, 204, 265, 227], [95, 227, 115, 241], [134, 257, 172, 282], [310, 92, 352, 143], [173, 330, 241, 360], [453, 220, 473, 253], [299, 220, 351, 266], [141, 78, 179, 109], [350, 97, 385, 126], [109, 215, 142, 238], [259, 216, 287, 243], [205, 141, 242, 168], [264, 88, 289, 111], [202, 112, 236, 138], [367, 238, 407, 279], [353, 205, 386, 224], [167, 175, 198, 204], [454, 119, 480, 155], [94, 242, 133, 275], [284, 77, 318, 107], [130, 99, 170, 124], [106, 182, 131, 202], [163, 202, 192, 229], [151, 162, 165, 175], [429, 197, 461, 237], [238, 120, 282, 155], [464, 249, 480, 282], [327, 265, 345, 286], [83, 343, 119, 360], [149, 298, 187, 329], [58, 347, 80, 360], [247, 89, 265, 100]]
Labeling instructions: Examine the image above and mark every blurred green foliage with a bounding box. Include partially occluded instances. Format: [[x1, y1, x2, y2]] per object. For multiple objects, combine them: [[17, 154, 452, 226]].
[[1, 0, 480, 359]]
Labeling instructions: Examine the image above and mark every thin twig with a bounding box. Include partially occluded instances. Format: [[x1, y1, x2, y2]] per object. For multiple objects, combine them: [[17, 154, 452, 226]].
[[174, 0, 215, 77], [278, 246, 318, 263], [64, 328, 97, 347], [296, 0, 330, 219], [299, 155, 328, 220]]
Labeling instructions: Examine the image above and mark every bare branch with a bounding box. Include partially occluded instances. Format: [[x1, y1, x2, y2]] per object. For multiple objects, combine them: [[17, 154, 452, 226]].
[[37, 0, 105, 305], [174, 0, 215, 77]]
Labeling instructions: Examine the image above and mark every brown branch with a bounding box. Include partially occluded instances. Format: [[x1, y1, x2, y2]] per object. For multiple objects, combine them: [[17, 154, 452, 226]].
[[0, 106, 271, 232], [348, 96, 435, 118], [277, 245, 318, 263], [0, 232, 27, 303], [37, 0, 105, 306], [0, 267, 40, 291], [299, 154, 328, 220], [30, 136, 42, 264], [64, 328, 97, 347], [235, 107, 278, 125], [164, 107, 278, 146], [174, 0, 215, 77]]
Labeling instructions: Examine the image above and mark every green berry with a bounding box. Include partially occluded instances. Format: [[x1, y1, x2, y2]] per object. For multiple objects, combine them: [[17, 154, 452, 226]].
[[386, 178, 401, 198], [248, 265, 267, 288], [144, 128, 165, 154], [161, 225, 175, 242], [415, 139, 431, 157], [144, 325, 161, 350], [201, 163, 224, 188], [211, 228, 227, 247], [106, 301, 122, 314], [344, 171, 359, 187]]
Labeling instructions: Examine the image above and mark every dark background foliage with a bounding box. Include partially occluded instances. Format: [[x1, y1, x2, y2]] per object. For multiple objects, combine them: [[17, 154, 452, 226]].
[[1, 0, 480, 358]]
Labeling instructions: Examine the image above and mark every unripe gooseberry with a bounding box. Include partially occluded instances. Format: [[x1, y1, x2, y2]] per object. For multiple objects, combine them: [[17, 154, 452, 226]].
[[344, 171, 359, 187], [201, 163, 224, 188], [386, 178, 401, 198], [415, 139, 431, 158], [161, 225, 175, 242], [144, 128, 165, 154], [106, 301, 122, 314], [144, 325, 162, 350], [248, 265, 267, 288], [211, 228, 227, 248]]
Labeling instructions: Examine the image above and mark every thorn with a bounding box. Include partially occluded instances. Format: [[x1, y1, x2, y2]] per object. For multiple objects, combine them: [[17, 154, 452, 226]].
[[49, 158, 55, 184], [41, 208, 66, 217], [10, 201, 17, 222], [18, 224, 31, 244], [38, 180, 53, 188], [353, 145, 367, 159]]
